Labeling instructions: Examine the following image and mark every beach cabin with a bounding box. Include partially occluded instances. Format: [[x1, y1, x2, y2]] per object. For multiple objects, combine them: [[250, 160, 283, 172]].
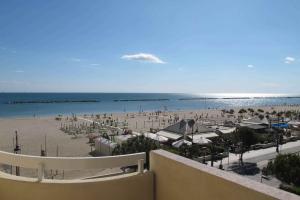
[[95, 137, 117, 156]]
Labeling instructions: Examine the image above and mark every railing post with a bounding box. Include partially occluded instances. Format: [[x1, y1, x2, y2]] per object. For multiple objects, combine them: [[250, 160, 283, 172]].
[[137, 159, 144, 174], [37, 163, 45, 182]]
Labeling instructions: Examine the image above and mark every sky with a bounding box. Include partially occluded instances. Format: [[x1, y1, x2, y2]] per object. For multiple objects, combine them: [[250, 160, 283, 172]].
[[0, 0, 300, 94]]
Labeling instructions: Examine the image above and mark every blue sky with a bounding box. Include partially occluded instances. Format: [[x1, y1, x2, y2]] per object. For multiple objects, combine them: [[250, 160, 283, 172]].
[[0, 0, 300, 93]]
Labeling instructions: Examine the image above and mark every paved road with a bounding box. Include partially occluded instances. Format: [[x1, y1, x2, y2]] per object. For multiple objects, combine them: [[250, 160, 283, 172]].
[[244, 145, 300, 164], [214, 140, 300, 167], [220, 143, 300, 188]]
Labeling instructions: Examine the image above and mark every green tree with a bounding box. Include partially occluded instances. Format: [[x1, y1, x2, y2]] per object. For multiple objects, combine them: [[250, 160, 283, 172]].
[[179, 143, 190, 158], [266, 154, 300, 186], [112, 135, 158, 168], [187, 119, 196, 142], [233, 127, 258, 166], [285, 110, 292, 118], [273, 128, 284, 153], [178, 143, 200, 159], [259, 114, 264, 120], [209, 143, 217, 167]]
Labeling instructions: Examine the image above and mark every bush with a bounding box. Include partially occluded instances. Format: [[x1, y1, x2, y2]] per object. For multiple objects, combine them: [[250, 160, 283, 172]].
[[280, 184, 300, 196], [266, 154, 300, 186], [112, 135, 158, 168]]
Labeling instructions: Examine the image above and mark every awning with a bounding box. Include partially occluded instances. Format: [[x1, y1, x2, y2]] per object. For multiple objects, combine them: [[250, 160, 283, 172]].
[[143, 132, 168, 142], [217, 127, 236, 134], [189, 135, 212, 144], [189, 132, 218, 139], [272, 123, 289, 129], [156, 130, 182, 140], [172, 139, 192, 148]]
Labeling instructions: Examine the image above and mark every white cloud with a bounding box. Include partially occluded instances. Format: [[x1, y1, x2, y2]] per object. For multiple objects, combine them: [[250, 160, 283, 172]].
[[14, 70, 24, 73], [90, 63, 100, 66], [70, 57, 82, 62], [285, 56, 295, 64], [121, 53, 165, 64], [247, 64, 254, 68]]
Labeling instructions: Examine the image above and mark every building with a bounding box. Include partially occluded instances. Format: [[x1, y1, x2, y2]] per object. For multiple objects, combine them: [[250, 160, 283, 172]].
[[94, 137, 117, 156], [156, 119, 216, 141], [216, 127, 236, 135], [239, 117, 269, 132], [143, 132, 168, 143]]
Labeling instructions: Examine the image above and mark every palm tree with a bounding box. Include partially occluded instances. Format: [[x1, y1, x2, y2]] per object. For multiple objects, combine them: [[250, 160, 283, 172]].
[[209, 142, 216, 167], [274, 128, 283, 153], [219, 136, 231, 169], [187, 119, 196, 143]]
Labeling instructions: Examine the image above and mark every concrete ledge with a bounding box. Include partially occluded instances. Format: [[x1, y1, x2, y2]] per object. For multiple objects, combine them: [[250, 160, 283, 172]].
[[150, 149, 299, 200], [0, 150, 146, 170], [0, 171, 153, 200]]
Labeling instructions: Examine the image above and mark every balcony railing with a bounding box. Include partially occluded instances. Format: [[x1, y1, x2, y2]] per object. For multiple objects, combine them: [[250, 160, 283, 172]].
[[0, 150, 145, 181], [0, 149, 299, 200]]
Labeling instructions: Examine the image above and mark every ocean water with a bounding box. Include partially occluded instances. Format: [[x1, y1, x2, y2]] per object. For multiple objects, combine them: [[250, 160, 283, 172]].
[[0, 93, 300, 117]]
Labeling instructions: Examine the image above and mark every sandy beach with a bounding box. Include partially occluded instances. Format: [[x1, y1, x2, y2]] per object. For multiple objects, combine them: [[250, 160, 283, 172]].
[[0, 117, 119, 179], [0, 105, 299, 179]]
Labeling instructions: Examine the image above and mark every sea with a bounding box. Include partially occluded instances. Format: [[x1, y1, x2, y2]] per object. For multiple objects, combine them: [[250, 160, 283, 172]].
[[1, 93, 300, 118]]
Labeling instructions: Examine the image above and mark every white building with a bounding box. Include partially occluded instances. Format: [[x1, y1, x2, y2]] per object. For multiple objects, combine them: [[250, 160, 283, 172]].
[[95, 137, 117, 156]]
